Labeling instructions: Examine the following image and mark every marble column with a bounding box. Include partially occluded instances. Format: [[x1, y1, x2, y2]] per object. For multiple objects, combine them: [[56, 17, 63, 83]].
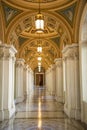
[[28, 68, 33, 93], [46, 65, 56, 95], [0, 43, 17, 121], [46, 68, 51, 93], [51, 64, 56, 96], [62, 44, 81, 120], [15, 58, 25, 103], [49, 65, 54, 95], [55, 58, 63, 103], [62, 58, 66, 103], [23, 65, 29, 98], [45, 71, 47, 88]]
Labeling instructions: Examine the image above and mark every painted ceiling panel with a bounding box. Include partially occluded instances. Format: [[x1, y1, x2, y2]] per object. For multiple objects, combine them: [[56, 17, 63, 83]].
[[18, 36, 29, 47], [1, 2, 22, 26], [51, 36, 60, 47], [55, 2, 77, 27]]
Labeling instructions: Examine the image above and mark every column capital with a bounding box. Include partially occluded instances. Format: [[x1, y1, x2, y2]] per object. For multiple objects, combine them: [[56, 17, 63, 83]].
[[0, 44, 17, 60], [16, 58, 25, 67], [50, 64, 56, 71], [54, 58, 62, 62], [24, 64, 29, 71], [62, 44, 79, 60], [54, 58, 62, 68]]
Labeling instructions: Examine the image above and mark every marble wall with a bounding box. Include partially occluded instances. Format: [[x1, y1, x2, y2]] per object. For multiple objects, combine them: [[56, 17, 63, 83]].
[[79, 3, 87, 124], [79, 41, 87, 124]]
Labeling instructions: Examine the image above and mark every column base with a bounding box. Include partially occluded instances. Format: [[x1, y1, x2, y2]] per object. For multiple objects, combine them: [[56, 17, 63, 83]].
[[64, 104, 69, 117], [51, 91, 55, 96], [0, 110, 4, 121], [64, 104, 81, 119], [75, 108, 81, 120], [15, 97, 24, 104], [4, 106, 15, 119], [81, 101, 87, 124], [64, 105, 75, 118], [56, 96, 63, 103], [63, 92, 65, 103]]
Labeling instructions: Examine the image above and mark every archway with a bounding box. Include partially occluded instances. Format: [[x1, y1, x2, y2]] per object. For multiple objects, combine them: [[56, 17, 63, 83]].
[[0, 8, 4, 42]]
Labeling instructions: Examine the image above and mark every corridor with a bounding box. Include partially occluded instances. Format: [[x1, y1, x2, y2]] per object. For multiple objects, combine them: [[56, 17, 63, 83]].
[[0, 87, 87, 130]]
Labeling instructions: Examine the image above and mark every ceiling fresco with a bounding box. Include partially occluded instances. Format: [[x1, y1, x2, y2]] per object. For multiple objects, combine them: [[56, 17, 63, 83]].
[[19, 39, 59, 69], [1, 1, 22, 26], [56, 2, 77, 27], [0, 0, 85, 70]]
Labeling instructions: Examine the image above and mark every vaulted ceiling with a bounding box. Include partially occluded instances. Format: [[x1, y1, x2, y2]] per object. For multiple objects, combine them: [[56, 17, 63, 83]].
[[0, 0, 86, 70]]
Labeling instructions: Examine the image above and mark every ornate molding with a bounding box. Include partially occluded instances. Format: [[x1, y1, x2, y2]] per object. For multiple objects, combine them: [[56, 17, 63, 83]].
[[57, 61, 62, 68], [62, 44, 79, 60], [0, 51, 15, 60], [12, 57, 16, 63], [16, 58, 25, 67], [24, 64, 29, 71], [55, 58, 62, 68], [0, 43, 17, 60]]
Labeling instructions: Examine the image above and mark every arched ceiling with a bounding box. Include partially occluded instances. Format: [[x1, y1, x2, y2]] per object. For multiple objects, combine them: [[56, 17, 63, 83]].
[[0, 0, 85, 70]]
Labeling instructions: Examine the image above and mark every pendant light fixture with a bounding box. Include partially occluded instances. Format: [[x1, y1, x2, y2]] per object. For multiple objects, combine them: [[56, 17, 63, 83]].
[[37, 46, 42, 52], [38, 57, 42, 61], [35, 0, 44, 33], [37, 34, 42, 53]]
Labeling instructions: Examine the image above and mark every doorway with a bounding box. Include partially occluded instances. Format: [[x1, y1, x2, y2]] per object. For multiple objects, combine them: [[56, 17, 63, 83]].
[[35, 73, 44, 86]]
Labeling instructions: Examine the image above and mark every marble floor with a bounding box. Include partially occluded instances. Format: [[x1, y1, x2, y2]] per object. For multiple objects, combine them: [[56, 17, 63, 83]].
[[0, 87, 87, 130]]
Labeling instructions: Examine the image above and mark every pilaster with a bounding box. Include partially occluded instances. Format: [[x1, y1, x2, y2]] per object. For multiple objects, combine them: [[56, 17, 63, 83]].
[[23, 65, 29, 98], [0, 43, 17, 121], [62, 44, 81, 120], [15, 58, 25, 103], [55, 58, 63, 103]]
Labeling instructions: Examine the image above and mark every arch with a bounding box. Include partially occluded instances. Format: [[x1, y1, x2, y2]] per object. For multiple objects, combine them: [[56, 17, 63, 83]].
[[6, 11, 72, 42], [19, 38, 60, 69], [0, 7, 5, 42], [4, 5, 72, 70], [79, 3, 87, 124]]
